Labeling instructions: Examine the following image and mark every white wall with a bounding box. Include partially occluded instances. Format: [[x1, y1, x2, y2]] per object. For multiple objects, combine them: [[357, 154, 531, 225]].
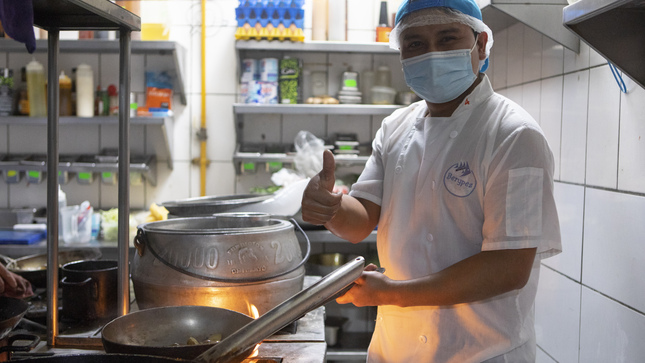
[[4, 1, 645, 360], [490, 23, 645, 362]]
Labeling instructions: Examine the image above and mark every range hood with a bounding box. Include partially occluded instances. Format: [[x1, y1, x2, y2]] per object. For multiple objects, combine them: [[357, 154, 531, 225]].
[[477, 0, 580, 52], [563, 0, 645, 89]]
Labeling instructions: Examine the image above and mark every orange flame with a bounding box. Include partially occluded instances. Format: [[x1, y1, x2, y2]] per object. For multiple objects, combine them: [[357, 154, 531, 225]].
[[246, 303, 261, 358]]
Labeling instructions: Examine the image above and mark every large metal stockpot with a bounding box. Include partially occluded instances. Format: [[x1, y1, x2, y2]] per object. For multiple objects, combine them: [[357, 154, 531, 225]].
[[131, 213, 310, 315]]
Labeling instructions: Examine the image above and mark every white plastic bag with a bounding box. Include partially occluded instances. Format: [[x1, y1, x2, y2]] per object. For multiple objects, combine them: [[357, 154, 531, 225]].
[[293, 130, 325, 178]]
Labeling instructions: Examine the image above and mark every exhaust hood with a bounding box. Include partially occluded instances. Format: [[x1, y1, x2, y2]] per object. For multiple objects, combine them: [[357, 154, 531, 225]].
[[477, 0, 580, 52], [563, 0, 645, 89]]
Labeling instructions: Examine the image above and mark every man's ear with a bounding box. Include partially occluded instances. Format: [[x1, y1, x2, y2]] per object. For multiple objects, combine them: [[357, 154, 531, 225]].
[[477, 32, 488, 61]]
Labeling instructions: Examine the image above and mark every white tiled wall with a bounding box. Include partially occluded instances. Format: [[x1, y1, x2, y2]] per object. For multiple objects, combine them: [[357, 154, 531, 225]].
[[5, 2, 645, 359], [494, 21, 645, 362]]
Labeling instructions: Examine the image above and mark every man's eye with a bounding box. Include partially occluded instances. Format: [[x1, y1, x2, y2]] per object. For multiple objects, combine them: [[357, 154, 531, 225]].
[[440, 36, 457, 43], [407, 41, 422, 49]]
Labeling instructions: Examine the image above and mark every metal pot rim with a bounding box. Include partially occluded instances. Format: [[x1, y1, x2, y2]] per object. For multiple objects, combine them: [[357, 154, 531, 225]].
[[139, 215, 292, 235]]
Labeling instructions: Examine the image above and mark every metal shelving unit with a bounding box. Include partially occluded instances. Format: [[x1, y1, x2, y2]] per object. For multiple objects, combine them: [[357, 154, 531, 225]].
[[236, 40, 398, 54], [233, 103, 401, 115], [233, 104, 401, 169], [0, 38, 187, 105], [0, 116, 174, 169], [27, 0, 140, 348]]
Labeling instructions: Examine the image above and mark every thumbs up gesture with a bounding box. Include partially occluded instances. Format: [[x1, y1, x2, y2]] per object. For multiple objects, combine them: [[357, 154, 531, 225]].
[[301, 150, 343, 225]]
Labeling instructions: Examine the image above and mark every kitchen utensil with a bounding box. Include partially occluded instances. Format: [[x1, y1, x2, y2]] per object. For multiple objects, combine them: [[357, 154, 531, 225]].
[[161, 179, 308, 218], [60, 260, 118, 321], [0, 297, 41, 359], [103, 256, 366, 363], [131, 213, 310, 315], [194, 256, 366, 363], [101, 306, 254, 359], [3, 249, 102, 288]]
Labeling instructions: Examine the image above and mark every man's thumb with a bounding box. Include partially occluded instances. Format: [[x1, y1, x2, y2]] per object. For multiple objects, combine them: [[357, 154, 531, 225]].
[[319, 150, 336, 192]]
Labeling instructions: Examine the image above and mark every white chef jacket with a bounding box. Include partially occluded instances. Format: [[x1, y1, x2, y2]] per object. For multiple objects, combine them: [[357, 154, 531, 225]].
[[349, 75, 561, 363]]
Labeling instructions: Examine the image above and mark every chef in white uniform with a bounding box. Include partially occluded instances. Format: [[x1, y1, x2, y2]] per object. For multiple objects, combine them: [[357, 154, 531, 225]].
[[300, 0, 562, 362]]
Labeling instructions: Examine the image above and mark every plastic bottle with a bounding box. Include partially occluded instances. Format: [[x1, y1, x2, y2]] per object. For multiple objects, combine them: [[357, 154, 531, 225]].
[[312, 0, 328, 40], [76, 64, 94, 117], [59, 71, 72, 116], [58, 186, 67, 239], [375, 1, 392, 43], [26, 59, 46, 117], [107, 84, 118, 115]]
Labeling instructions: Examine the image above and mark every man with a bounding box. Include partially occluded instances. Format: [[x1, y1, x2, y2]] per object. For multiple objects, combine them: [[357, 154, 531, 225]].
[[300, 0, 562, 361], [0, 263, 33, 299]]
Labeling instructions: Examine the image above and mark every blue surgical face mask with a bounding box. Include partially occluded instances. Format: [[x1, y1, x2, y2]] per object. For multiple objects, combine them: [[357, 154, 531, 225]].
[[402, 39, 479, 104]]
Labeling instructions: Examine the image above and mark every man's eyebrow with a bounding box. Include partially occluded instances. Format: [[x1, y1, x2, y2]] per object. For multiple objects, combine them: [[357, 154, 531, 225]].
[[436, 27, 462, 35]]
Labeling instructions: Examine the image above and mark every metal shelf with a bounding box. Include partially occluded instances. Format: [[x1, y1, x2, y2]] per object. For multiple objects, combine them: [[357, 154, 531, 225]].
[[0, 154, 157, 186], [233, 103, 402, 116], [0, 115, 167, 125], [32, 0, 140, 31], [0, 38, 187, 105], [236, 40, 398, 54], [0, 116, 173, 169], [234, 152, 368, 166]]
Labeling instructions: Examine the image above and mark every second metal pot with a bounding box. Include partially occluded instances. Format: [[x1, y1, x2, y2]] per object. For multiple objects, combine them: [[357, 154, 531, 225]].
[[60, 260, 118, 322]]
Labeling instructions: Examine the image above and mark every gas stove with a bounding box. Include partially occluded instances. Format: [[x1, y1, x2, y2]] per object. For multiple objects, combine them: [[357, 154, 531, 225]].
[[5, 278, 327, 363]]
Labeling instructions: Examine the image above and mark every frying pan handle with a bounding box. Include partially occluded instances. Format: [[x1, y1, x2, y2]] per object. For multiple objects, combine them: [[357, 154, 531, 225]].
[[0, 333, 41, 353]]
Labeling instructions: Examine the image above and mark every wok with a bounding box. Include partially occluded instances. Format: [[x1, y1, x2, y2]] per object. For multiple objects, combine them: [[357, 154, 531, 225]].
[[2, 249, 102, 288], [0, 297, 28, 341], [0, 296, 40, 355], [101, 256, 367, 363], [102, 306, 254, 360]]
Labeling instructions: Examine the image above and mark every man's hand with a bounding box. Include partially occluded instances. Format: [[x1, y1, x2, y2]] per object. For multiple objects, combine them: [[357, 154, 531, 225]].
[[336, 264, 390, 307], [301, 150, 343, 225], [0, 264, 33, 299]]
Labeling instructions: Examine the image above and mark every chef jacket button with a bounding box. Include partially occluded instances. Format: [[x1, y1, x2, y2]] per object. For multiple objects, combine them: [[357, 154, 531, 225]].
[[426, 233, 433, 241], [395, 166, 402, 173], [450, 130, 458, 138], [419, 335, 427, 343]]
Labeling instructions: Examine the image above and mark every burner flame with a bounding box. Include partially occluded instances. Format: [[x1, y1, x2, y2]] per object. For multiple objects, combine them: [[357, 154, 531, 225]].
[[247, 302, 260, 319], [246, 303, 261, 358]]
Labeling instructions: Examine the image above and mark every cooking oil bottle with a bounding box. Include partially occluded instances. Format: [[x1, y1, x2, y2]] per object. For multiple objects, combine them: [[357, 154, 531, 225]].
[[26, 58, 46, 117], [59, 71, 72, 116]]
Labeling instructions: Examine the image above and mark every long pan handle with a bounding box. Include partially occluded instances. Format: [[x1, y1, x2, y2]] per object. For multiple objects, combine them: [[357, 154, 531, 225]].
[[194, 256, 366, 363]]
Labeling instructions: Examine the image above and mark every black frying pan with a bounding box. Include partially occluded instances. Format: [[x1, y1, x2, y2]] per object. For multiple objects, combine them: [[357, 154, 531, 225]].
[[3, 249, 102, 288], [0, 296, 40, 355], [0, 297, 28, 341]]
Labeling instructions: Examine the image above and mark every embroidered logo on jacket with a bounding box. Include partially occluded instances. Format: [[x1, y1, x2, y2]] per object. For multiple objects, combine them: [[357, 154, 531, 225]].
[[443, 162, 476, 197]]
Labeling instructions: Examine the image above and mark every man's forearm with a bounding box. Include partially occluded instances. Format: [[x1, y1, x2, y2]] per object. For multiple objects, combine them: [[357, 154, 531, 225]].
[[384, 247, 537, 307], [324, 195, 379, 243]]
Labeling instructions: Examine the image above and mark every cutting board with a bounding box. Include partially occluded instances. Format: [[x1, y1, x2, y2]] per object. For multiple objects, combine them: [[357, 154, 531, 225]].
[[0, 230, 46, 245]]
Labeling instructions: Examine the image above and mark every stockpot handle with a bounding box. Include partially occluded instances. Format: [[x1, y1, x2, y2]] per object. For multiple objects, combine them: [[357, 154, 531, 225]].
[[141, 218, 311, 283]]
